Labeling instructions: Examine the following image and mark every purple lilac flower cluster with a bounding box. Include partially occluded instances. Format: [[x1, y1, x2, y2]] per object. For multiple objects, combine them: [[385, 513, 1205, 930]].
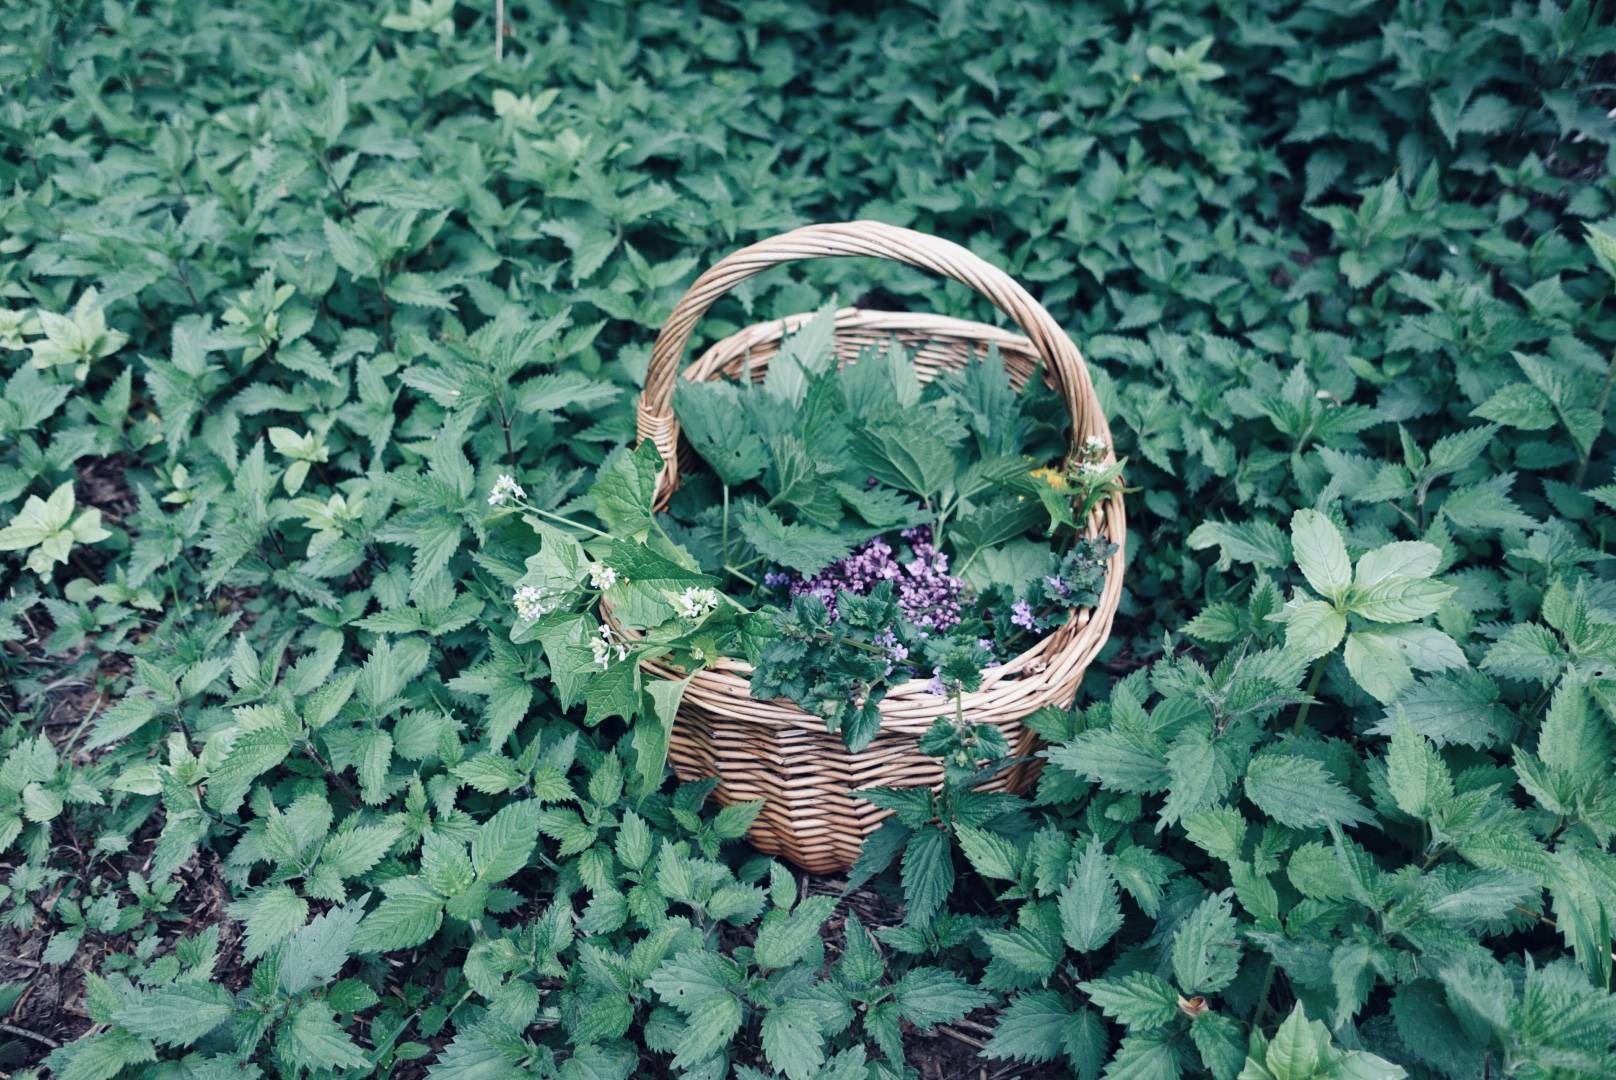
[[767, 525, 964, 631]]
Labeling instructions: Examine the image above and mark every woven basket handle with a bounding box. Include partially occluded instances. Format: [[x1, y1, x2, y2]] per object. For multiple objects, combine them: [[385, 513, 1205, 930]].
[[637, 221, 1100, 484]]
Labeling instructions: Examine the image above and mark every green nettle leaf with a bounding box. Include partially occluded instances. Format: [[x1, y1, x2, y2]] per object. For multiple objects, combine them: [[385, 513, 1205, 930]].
[[1245, 752, 1374, 830], [901, 827, 955, 930], [230, 883, 310, 961], [675, 381, 769, 486], [113, 983, 235, 1046], [893, 966, 990, 1027], [984, 991, 1083, 1064], [207, 720, 296, 814], [1291, 509, 1352, 603], [352, 878, 445, 953], [1171, 890, 1241, 994], [1386, 716, 1452, 820], [1059, 837, 1124, 952], [1078, 972, 1181, 1031], [760, 999, 826, 1080], [280, 1000, 371, 1073], [646, 951, 744, 1069], [1048, 726, 1170, 793], [736, 504, 860, 576], [472, 799, 543, 883], [753, 894, 836, 970]]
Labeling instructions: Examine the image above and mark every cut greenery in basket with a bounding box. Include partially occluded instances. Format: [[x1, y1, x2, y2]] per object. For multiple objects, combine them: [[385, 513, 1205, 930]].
[[493, 306, 1121, 762]]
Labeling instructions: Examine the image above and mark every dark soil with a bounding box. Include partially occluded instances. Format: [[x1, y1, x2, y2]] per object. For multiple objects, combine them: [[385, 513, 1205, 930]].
[[0, 846, 246, 1071]]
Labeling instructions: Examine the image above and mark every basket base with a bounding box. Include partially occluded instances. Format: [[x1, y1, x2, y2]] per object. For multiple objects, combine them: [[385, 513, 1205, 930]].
[[668, 708, 1042, 874]]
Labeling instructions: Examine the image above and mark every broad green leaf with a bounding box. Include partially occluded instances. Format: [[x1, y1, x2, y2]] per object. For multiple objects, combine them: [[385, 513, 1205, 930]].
[[1291, 509, 1351, 602]]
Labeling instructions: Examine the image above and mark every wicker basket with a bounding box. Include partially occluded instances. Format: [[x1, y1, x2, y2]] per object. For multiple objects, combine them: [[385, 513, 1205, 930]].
[[633, 221, 1125, 873]]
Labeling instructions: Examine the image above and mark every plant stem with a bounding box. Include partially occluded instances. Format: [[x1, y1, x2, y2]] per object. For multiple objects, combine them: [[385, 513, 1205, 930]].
[[1293, 658, 1326, 733], [1251, 955, 1277, 1028], [720, 483, 730, 565], [723, 564, 758, 588], [518, 502, 610, 539]]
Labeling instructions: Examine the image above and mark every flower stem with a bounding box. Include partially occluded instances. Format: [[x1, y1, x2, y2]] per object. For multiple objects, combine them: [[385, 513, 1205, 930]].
[[723, 564, 758, 588]]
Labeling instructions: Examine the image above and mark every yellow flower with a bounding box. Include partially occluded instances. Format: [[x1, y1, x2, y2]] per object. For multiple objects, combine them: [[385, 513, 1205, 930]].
[[1029, 467, 1067, 489]]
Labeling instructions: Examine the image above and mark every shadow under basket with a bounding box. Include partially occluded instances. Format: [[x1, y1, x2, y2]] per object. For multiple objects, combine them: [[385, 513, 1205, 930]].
[[632, 222, 1126, 874]]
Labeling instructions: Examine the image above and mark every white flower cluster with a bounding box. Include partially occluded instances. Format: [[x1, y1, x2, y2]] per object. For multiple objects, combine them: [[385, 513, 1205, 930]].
[[673, 587, 720, 620], [590, 623, 629, 669], [513, 584, 555, 621], [1076, 435, 1110, 478], [487, 473, 525, 507], [588, 562, 618, 590]]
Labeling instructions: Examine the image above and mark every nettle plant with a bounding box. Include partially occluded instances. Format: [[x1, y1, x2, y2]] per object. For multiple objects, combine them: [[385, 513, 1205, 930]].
[[1276, 509, 1461, 710], [3, 0, 1616, 1076]]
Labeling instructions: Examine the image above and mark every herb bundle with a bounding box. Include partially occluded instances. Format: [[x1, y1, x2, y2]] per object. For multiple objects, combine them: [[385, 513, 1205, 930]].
[[499, 307, 1121, 752]]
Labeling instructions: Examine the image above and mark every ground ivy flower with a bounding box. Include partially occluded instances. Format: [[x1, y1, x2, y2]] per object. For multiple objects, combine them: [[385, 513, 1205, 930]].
[[674, 586, 720, 619], [487, 474, 525, 507], [873, 628, 909, 676], [1010, 599, 1037, 630], [513, 584, 553, 621]]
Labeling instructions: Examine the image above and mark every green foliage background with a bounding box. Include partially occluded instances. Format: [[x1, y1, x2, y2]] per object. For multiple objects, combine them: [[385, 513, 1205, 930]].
[[1, 0, 1615, 1077]]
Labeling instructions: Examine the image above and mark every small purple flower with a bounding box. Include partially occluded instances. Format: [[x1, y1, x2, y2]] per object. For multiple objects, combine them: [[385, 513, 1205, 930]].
[[1044, 574, 1068, 599], [1011, 600, 1037, 630], [926, 666, 946, 696], [874, 629, 909, 677], [771, 527, 963, 630]]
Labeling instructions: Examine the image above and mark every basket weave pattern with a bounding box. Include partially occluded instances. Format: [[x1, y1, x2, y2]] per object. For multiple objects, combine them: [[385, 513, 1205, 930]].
[[633, 222, 1126, 873]]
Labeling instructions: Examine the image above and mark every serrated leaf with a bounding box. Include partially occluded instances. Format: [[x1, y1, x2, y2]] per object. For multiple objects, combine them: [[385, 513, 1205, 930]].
[[113, 983, 234, 1046], [893, 966, 990, 1027], [754, 893, 836, 970], [901, 826, 955, 931], [472, 799, 543, 884], [1245, 752, 1373, 830], [1060, 837, 1124, 952]]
